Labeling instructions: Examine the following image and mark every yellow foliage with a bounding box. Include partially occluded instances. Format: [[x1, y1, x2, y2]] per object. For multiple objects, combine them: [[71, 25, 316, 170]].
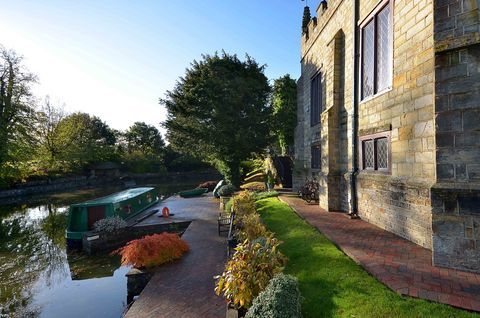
[[214, 237, 287, 309]]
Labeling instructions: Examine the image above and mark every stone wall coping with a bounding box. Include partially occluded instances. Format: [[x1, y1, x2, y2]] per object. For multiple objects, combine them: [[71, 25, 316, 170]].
[[435, 33, 480, 53], [432, 182, 480, 191]]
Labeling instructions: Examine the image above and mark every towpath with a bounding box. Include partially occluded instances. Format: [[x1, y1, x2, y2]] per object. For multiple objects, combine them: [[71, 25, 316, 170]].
[[124, 195, 226, 318]]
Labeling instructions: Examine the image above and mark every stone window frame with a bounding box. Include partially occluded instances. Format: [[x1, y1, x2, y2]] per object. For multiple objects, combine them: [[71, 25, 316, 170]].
[[359, 131, 391, 174], [310, 71, 323, 126], [311, 144, 321, 170], [359, 0, 394, 101]]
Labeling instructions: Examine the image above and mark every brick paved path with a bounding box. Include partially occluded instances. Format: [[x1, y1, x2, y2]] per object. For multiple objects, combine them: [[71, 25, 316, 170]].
[[280, 195, 480, 312], [125, 195, 226, 318]]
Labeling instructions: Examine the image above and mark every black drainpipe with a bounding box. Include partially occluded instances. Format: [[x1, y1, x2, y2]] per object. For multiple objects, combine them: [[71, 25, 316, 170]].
[[349, 0, 360, 219]]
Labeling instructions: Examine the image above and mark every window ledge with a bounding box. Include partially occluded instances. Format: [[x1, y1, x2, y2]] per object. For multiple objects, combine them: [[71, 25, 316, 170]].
[[359, 87, 392, 105]]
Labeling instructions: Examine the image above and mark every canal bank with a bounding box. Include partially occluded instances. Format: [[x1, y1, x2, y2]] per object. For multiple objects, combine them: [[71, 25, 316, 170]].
[[124, 195, 226, 318], [0, 170, 221, 205], [0, 181, 207, 317]]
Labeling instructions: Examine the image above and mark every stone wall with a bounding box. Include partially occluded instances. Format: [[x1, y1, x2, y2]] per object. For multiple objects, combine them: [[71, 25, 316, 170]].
[[356, 0, 436, 249], [297, 0, 354, 212], [432, 0, 480, 272], [295, 0, 480, 271], [296, 0, 436, 248]]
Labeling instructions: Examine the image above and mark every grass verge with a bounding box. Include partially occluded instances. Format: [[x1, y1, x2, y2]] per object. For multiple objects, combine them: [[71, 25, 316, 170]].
[[256, 197, 479, 318]]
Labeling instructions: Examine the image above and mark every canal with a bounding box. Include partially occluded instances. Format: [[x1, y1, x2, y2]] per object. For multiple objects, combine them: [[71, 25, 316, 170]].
[[0, 182, 198, 318]]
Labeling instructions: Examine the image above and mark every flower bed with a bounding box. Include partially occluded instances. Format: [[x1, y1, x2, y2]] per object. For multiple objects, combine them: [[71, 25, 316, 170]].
[[215, 190, 301, 317]]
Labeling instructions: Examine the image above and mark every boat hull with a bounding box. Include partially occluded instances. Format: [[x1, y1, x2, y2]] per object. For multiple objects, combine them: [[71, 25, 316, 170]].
[[66, 187, 159, 242], [178, 188, 208, 198]]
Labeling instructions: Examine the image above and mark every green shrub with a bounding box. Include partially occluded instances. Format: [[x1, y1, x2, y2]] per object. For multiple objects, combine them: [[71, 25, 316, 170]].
[[217, 184, 236, 197], [215, 236, 287, 309], [246, 273, 302, 318], [224, 197, 234, 212], [255, 191, 279, 201]]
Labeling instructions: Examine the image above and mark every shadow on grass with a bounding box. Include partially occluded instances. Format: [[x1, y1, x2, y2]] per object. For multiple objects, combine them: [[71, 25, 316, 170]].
[[256, 198, 480, 318]]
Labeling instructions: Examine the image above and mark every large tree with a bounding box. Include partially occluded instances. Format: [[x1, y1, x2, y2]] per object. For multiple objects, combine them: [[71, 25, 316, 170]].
[[162, 52, 272, 186], [35, 96, 66, 164], [125, 122, 165, 156], [0, 47, 37, 164], [55, 112, 116, 169], [271, 74, 297, 156]]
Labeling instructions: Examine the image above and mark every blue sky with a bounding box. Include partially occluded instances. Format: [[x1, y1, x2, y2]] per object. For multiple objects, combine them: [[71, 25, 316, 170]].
[[1, 0, 321, 133]]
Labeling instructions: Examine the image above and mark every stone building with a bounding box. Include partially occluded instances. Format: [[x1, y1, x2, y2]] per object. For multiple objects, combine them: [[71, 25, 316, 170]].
[[293, 0, 480, 272]]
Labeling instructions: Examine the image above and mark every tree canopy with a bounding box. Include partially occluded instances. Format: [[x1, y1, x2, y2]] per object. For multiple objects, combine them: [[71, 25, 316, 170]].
[[125, 122, 165, 156], [272, 74, 297, 155], [162, 52, 272, 186], [54, 112, 117, 170], [0, 47, 37, 164]]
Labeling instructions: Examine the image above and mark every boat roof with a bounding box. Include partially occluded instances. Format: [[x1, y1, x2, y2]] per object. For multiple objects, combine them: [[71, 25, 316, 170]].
[[71, 187, 155, 206]]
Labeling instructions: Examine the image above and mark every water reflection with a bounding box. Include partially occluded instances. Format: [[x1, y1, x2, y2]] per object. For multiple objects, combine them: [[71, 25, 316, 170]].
[[0, 182, 199, 317], [0, 199, 128, 318]]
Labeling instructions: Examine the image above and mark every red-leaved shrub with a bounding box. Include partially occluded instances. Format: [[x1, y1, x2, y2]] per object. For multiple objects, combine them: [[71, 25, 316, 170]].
[[113, 233, 189, 268], [197, 180, 219, 192]]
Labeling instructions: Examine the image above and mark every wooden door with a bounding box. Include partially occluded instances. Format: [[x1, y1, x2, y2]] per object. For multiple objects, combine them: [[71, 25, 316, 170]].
[[87, 206, 106, 229]]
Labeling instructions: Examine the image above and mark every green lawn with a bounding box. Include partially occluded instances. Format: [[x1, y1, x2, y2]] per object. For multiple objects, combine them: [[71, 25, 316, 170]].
[[256, 197, 479, 318]]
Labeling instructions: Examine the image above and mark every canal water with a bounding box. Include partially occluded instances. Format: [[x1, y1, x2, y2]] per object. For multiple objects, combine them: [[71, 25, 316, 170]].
[[0, 182, 198, 318]]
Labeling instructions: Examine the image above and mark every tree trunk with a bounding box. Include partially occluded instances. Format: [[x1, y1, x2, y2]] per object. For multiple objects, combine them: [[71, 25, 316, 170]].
[[225, 161, 241, 188]]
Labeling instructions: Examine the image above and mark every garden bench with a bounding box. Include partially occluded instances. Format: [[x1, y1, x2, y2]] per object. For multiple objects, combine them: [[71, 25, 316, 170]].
[[218, 211, 235, 236], [226, 213, 237, 257]]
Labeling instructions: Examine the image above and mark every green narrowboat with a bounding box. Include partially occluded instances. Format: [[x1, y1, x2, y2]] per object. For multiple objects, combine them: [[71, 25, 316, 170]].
[[66, 187, 159, 244], [178, 188, 208, 198]]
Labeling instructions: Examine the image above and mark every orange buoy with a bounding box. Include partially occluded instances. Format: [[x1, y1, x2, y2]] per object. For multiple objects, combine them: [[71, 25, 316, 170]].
[[162, 206, 170, 218]]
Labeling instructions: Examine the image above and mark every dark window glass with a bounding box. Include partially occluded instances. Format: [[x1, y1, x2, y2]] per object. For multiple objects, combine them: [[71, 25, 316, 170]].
[[310, 73, 322, 126], [363, 140, 375, 169], [361, 2, 392, 100], [362, 21, 375, 99], [311, 146, 321, 169], [377, 5, 392, 92]]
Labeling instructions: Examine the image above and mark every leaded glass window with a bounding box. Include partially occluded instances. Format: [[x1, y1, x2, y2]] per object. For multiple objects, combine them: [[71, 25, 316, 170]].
[[361, 1, 393, 100], [360, 132, 391, 172], [362, 21, 375, 99], [363, 140, 374, 169], [376, 138, 388, 169]]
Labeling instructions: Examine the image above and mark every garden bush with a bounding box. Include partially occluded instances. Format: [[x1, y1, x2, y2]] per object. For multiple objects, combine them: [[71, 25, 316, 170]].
[[224, 197, 234, 212], [93, 216, 127, 233], [197, 180, 219, 192], [241, 181, 266, 192], [254, 190, 279, 201], [217, 184, 236, 197], [236, 213, 270, 241], [113, 233, 189, 268], [215, 236, 287, 309], [246, 273, 302, 318], [232, 191, 256, 216]]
